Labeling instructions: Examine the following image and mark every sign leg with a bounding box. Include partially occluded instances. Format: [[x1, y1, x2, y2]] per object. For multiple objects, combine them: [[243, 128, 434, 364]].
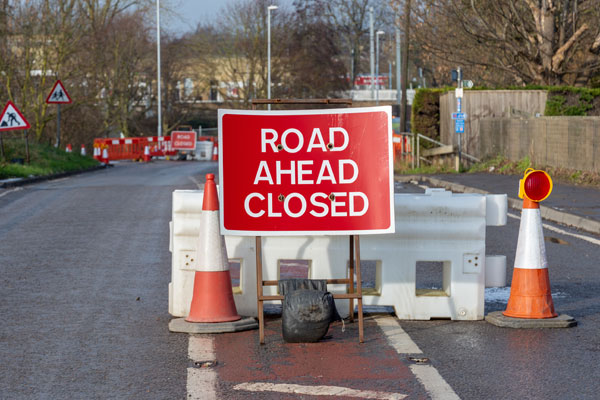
[[348, 235, 355, 322], [355, 235, 364, 343], [256, 236, 265, 344], [55, 104, 61, 148]]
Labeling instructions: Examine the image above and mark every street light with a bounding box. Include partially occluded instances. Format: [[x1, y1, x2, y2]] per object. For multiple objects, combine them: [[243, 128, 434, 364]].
[[369, 7, 374, 101], [156, 0, 162, 137], [267, 5, 278, 111], [376, 30, 384, 105]]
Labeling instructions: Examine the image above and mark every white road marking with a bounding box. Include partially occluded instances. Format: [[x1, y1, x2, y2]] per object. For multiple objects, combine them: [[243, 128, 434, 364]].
[[507, 212, 600, 246], [233, 382, 407, 399], [409, 364, 461, 400], [375, 317, 422, 354], [50, 177, 69, 183], [187, 335, 217, 400], [188, 176, 202, 189], [0, 187, 23, 198], [376, 316, 461, 400]]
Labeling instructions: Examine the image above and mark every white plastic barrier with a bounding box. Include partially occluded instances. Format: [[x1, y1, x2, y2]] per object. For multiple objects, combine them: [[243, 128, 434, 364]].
[[169, 188, 507, 320], [195, 141, 214, 160]]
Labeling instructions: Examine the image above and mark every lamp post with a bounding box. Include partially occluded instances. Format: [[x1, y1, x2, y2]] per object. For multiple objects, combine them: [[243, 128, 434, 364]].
[[369, 7, 374, 101], [267, 5, 278, 111], [376, 30, 384, 105], [156, 0, 162, 137]]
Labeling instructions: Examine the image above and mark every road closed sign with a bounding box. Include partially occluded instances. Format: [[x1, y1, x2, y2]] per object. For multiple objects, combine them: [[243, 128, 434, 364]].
[[218, 107, 394, 236], [171, 131, 197, 150]]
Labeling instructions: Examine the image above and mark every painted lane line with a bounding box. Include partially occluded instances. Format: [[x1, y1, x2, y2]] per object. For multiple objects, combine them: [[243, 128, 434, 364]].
[[233, 382, 407, 399], [0, 187, 22, 198], [507, 212, 600, 246], [375, 317, 422, 354], [187, 335, 217, 400], [409, 364, 461, 400], [188, 176, 202, 189], [376, 316, 461, 400]]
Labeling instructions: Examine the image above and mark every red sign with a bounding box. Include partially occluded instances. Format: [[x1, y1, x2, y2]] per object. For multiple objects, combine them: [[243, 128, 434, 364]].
[[46, 80, 72, 104], [218, 107, 395, 236], [171, 131, 197, 150], [0, 101, 30, 131], [354, 75, 388, 86]]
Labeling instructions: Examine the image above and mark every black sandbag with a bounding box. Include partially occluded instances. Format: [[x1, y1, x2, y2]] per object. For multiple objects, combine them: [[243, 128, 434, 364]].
[[281, 288, 341, 343], [278, 278, 327, 296]]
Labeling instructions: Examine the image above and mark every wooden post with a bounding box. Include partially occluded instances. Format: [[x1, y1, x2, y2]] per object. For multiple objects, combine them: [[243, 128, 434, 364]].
[[256, 236, 265, 344], [348, 235, 355, 321]]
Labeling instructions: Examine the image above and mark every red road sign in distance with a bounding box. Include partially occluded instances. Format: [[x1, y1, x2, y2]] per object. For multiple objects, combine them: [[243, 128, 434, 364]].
[[171, 131, 197, 150], [46, 80, 72, 104], [218, 107, 395, 236]]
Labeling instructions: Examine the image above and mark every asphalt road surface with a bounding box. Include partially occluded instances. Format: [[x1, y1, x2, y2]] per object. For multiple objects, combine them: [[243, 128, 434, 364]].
[[0, 161, 215, 399], [1, 161, 599, 399]]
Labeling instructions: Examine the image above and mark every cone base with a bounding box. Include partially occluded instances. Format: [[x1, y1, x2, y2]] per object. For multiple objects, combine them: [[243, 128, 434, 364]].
[[504, 268, 557, 319], [486, 311, 576, 328], [170, 317, 257, 333], [186, 270, 240, 323]]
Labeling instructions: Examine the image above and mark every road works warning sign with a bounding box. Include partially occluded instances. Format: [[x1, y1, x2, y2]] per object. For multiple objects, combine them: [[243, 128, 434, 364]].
[[0, 101, 30, 131], [171, 131, 197, 150], [218, 107, 394, 236]]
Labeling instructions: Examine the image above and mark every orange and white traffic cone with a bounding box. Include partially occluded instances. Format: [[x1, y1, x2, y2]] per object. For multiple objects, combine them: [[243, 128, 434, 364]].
[[212, 142, 218, 161], [101, 146, 109, 165], [186, 173, 240, 323], [143, 145, 151, 162], [504, 170, 556, 319], [80, 144, 86, 156], [66, 144, 72, 153]]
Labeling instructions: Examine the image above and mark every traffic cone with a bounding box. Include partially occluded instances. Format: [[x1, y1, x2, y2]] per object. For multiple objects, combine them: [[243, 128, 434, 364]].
[[66, 144, 72, 153], [503, 196, 557, 319], [80, 144, 86, 156], [186, 173, 240, 323], [212, 142, 218, 161], [101, 146, 109, 165], [143, 145, 151, 162]]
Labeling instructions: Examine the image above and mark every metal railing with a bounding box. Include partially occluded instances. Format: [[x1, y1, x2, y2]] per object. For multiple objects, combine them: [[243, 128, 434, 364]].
[[416, 133, 479, 170]]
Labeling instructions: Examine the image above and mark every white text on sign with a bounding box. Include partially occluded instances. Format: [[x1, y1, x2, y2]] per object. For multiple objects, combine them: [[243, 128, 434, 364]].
[[244, 127, 368, 219]]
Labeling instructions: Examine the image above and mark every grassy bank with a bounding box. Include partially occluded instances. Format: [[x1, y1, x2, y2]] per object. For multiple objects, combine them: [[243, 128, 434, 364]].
[[0, 138, 99, 180]]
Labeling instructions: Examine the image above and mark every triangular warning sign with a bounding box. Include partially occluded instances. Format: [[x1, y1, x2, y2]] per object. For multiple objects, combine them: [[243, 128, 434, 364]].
[[46, 80, 72, 104], [0, 101, 31, 131]]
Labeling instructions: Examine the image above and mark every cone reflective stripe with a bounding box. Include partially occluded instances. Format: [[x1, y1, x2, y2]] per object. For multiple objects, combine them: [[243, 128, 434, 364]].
[[143, 145, 151, 162], [101, 147, 109, 165], [186, 173, 240, 323], [212, 142, 218, 161], [80, 144, 86, 156], [504, 197, 557, 318]]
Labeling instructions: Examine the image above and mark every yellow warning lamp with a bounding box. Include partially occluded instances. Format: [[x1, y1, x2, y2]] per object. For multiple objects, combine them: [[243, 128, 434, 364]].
[[518, 168, 553, 202]]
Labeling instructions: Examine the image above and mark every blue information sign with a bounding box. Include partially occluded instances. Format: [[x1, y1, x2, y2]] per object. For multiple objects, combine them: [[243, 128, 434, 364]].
[[451, 112, 467, 120], [455, 119, 465, 134]]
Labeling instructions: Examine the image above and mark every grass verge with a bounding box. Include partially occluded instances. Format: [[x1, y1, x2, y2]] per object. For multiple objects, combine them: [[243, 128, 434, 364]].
[[0, 138, 99, 179]]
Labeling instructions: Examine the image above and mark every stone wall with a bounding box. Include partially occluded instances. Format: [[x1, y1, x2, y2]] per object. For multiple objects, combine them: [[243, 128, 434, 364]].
[[479, 117, 600, 172]]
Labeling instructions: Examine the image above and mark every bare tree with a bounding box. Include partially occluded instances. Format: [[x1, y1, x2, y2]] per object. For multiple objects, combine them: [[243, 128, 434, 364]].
[[301, 0, 391, 83], [410, 0, 600, 86]]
